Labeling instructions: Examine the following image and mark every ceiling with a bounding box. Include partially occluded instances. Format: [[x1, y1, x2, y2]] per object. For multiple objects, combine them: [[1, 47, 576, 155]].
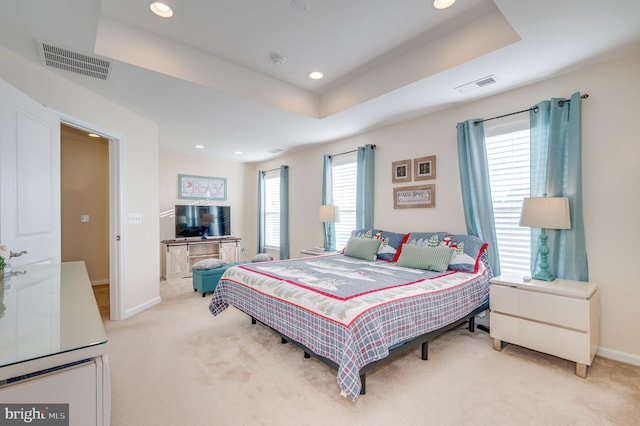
[[1, 0, 640, 163]]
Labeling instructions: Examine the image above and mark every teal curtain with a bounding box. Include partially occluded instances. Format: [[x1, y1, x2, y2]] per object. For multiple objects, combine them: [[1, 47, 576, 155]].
[[279, 165, 290, 259], [321, 155, 335, 251], [356, 144, 375, 229], [530, 92, 588, 281], [257, 170, 266, 254], [456, 119, 500, 276]]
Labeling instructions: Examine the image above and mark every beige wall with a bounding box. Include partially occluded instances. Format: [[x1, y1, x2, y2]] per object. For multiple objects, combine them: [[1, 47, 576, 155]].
[[249, 52, 640, 364], [61, 125, 109, 284], [0, 46, 160, 319], [159, 152, 249, 259]]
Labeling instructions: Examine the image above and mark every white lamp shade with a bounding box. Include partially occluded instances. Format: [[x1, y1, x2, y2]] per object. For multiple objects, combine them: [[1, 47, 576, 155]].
[[519, 197, 571, 229], [318, 205, 340, 223]]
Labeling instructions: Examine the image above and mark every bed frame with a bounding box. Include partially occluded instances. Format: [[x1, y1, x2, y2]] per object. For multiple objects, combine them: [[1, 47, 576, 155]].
[[247, 301, 489, 395]]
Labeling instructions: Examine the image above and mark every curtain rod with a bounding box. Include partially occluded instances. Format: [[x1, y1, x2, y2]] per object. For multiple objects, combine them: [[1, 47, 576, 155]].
[[329, 144, 376, 158], [473, 93, 589, 126]]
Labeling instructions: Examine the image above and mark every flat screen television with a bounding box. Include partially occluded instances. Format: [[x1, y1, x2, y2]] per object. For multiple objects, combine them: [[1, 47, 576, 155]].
[[174, 205, 231, 238]]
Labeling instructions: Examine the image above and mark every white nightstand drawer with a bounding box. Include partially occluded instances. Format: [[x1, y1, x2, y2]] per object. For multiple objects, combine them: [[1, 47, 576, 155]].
[[491, 284, 589, 331], [491, 312, 593, 365]]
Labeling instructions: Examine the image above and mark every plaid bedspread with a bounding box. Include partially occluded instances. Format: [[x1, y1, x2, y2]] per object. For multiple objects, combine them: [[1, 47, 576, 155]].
[[209, 254, 490, 401]]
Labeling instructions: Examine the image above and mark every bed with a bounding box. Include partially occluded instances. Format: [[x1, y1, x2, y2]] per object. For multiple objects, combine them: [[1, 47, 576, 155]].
[[208, 231, 491, 401]]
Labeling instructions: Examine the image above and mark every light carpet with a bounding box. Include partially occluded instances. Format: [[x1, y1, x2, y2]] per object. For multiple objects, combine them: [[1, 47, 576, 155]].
[[104, 277, 640, 426]]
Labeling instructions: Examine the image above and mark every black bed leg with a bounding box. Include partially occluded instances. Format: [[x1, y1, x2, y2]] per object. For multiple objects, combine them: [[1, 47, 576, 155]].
[[281, 337, 288, 344], [421, 341, 428, 360], [251, 317, 256, 325], [304, 352, 310, 359], [360, 374, 366, 395], [468, 316, 475, 332]]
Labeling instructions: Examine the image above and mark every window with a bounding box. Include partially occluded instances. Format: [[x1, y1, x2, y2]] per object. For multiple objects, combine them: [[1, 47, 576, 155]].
[[264, 170, 280, 248], [485, 122, 531, 275], [331, 152, 357, 250]]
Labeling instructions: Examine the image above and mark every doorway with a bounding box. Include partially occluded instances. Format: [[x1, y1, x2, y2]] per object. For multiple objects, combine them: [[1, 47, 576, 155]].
[[60, 122, 122, 320]]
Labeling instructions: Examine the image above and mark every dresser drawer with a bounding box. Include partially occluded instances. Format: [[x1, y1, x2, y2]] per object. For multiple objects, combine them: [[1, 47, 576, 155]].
[[491, 312, 593, 364], [491, 284, 590, 331]]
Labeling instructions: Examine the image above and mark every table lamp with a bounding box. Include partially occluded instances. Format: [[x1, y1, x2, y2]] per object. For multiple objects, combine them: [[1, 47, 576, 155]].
[[318, 205, 340, 251], [519, 195, 571, 281]]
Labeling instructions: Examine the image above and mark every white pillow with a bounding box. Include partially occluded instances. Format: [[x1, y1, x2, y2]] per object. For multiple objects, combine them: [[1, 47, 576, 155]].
[[192, 258, 226, 270], [251, 253, 273, 262]]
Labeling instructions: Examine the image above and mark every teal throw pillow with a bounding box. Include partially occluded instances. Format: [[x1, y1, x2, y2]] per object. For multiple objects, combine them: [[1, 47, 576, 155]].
[[343, 237, 382, 261], [396, 244, 455, 272]]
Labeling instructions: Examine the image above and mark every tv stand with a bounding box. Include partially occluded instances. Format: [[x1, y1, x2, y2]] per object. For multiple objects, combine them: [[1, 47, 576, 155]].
[[161, 237, 241, 279]]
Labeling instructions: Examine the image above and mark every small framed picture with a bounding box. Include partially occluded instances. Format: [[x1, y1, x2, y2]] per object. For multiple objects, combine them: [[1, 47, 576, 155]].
[[414, 155, 436, 180], [392, 159, 412, 183]]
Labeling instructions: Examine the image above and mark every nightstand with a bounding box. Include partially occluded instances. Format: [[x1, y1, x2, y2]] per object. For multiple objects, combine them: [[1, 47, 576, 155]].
[[490, 273, 600, 378]]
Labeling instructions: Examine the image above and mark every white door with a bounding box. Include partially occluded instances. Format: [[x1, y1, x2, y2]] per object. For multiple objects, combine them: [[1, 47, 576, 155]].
[[0, 79, 61, 266]]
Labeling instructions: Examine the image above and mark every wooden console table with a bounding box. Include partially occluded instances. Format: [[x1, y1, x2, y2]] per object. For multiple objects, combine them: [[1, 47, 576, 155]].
[[161, 237, 241, 279]]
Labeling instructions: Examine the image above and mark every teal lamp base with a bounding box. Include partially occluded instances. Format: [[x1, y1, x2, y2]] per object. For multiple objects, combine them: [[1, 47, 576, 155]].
[[533, 270, 555, 281], [533, 228, 555, 281], [325, 226, 335, 252]]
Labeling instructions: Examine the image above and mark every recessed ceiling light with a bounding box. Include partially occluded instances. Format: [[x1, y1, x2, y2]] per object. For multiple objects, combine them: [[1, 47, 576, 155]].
[[433, 0, 456, 10], [149, 1, 174, 18], [195, 145, 205, 149], [309, 71, 324, 80], [235, 151, 243, 155]]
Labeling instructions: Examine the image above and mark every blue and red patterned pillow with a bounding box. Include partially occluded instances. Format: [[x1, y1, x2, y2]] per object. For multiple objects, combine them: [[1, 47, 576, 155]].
[[401, 232, 488, 273], [348, 229, 409, 262]]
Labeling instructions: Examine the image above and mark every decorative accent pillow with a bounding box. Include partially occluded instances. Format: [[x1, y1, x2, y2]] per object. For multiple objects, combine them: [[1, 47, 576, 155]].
[[396, 244, 455, 272], [343, 237, 382, 261], [350, 228, 374, 239], [371, 230, 410, 262], [441, 234, 488, 273], [404, 232, 452, 248], [252, 253, 273, 262], [192, 258, 226, 270]]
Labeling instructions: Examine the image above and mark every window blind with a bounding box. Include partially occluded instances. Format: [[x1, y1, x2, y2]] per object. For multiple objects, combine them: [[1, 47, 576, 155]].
[[264, 170, 280, 248], [331, 152, 357, 250], [485, 124, 531, 275]]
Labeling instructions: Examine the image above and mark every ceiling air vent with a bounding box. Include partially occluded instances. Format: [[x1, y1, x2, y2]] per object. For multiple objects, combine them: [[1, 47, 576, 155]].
[[455, 75, 497, 93], [37, 40, 112, 81]]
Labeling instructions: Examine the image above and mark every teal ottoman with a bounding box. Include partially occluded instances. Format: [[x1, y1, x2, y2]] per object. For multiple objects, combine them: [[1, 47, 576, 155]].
[[192, 262, 247, 297]]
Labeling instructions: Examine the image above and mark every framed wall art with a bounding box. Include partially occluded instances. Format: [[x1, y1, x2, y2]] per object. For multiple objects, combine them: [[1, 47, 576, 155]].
[[178, 174, 227, 200], [414, 155, 436, 180], [392, 159, 411, 183], [393, 184, 436, 209]]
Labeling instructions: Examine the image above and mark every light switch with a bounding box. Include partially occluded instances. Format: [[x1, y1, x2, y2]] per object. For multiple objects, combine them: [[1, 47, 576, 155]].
[[128, 213, 142, 224], [80, 214, 90, 222]]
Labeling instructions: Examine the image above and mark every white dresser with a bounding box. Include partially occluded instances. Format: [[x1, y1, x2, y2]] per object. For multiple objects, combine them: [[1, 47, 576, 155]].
[[0, 262, 110, 425], [490, 273, 600, 378]]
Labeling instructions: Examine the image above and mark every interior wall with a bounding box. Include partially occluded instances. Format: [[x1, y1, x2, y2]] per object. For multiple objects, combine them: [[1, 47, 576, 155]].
[[159, 151, 248, 259], [61, 125, 109, 284], [248, 51, 640, 363], [0, 46, 161, 318]]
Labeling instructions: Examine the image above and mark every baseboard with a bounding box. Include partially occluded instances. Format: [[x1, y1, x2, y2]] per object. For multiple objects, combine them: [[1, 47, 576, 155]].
[[597, 346, 640, 366], [123, 296, 161, 319]]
